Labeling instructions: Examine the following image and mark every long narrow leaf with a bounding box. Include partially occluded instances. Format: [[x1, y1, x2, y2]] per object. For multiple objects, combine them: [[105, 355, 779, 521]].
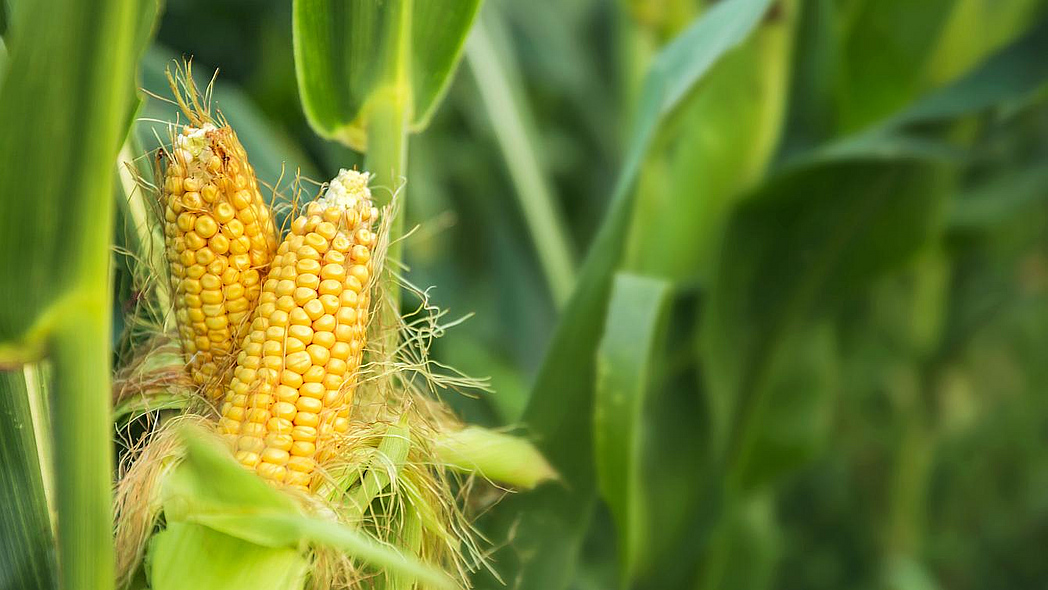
[[466, 8, 575, 305], [476, 1, 775, 588], [627, 2, 795, 281], [701, 1, 1048, 516], [702, 160, 946, 483], [894, 17, 1048, 126], [594, 273, 672, 584], [801, 19, 1048, 167], [0, 368, 56, 590], [0, 1, 158, 589]]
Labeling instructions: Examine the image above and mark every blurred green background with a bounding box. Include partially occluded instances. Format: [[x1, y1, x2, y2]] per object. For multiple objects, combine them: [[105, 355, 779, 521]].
[[4, 0, 1048, 588], [138, 0, 1048, 588]]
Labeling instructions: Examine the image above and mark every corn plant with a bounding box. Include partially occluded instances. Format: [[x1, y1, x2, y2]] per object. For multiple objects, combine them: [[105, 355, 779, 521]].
[[3, 0, 1048, 589]]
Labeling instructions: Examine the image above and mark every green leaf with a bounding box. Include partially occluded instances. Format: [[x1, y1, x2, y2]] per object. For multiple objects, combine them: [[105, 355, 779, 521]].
[[465, 7, 575, 305], [923, 0, 1045, 87], [0, 37, 7, 82], [159, 427, 454, 590], [0, 0, 158, 588], [834, 0, 958, 131], [149, 523, 309, 590], [948, 158, 1048, 230], [0, 0, 8, 39], [409, 0, 482, 129], [779, 0, 837, 157], [383, 506, 424, 590], [593, 273, 672, 584], [0, 0, 151, 343], [112, 391, 193, 427], [732, 322, 838, 490], [701, 159, 948, 485], [433, 426, 557, 490], [292, 0, 482, 150], [696, 494, 781, 590], [345, 422, 411, 519], [475, 1, 776, 588], [0, 368, 56, 590], [783, 20, 1048, 168], [891, 18, 1048, 127], [626, 0, 796, 282], [834, 2, 1048, 135]]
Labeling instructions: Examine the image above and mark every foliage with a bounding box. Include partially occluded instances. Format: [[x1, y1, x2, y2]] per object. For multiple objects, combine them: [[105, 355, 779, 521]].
[[2, 0, 1048, 589]]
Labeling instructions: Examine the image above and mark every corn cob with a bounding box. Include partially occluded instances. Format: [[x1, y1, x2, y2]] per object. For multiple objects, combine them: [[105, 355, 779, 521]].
[[162, 123, 279, 399], [218, 169, 377, 490]]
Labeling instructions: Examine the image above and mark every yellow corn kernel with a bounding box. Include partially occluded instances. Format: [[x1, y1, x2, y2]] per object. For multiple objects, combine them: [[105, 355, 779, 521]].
[[163, 109, 278, 400], [218, 169, 375, 491]]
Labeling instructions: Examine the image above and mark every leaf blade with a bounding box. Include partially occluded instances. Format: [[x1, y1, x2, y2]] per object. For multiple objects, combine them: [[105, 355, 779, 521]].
[[0, 368, 56, 590], [475, 1, 776, 587], [594, 273, 673, 584], [0, 1, 159, 589], [162, 426, 455, 590], [292, 0, 481, 149]]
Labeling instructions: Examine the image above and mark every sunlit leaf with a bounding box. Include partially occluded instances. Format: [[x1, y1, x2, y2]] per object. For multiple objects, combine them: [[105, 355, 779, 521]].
[[923, 0, 1045, 87], [149, 523, 309, 590], [594, 273, 672, 584], [0, 1, 159, 588], [158, 426, 454, 590], [292, 0, 482, 150], [626, 1, 796, 282], [433, 425, 556, 490]]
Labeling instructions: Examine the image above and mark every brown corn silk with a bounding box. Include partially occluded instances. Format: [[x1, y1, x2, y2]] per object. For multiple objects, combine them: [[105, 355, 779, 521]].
[[161, 113, 278, 400], [218, 170, 377, 491]]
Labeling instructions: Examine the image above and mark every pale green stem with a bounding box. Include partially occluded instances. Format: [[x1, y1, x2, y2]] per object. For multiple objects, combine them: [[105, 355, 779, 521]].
[[883, 365, 936, 572], [51, 301, 114, 590], [465, 16, 576, 307], [886, 416, 933, 561], [364, 0, 412, 357]]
